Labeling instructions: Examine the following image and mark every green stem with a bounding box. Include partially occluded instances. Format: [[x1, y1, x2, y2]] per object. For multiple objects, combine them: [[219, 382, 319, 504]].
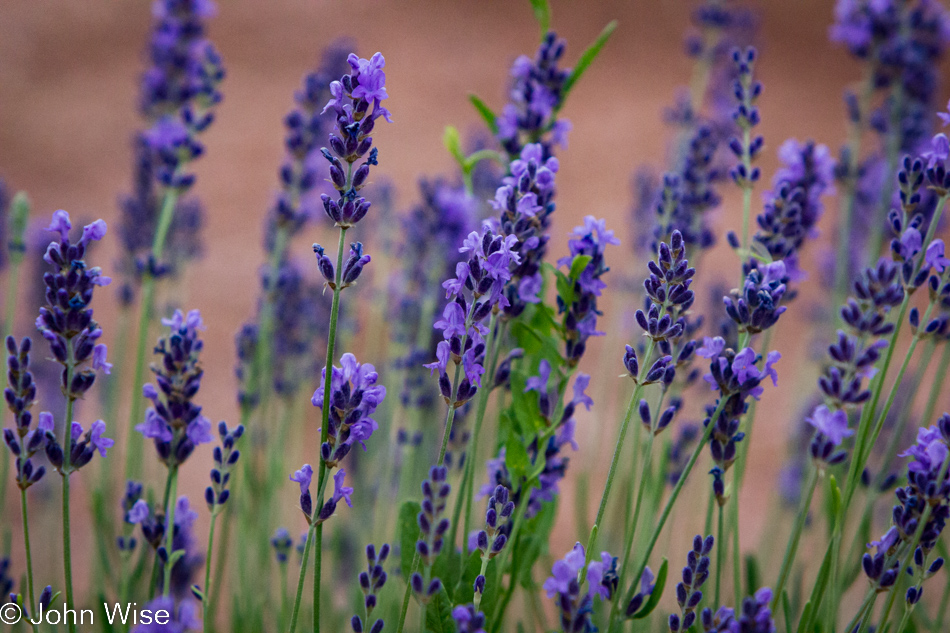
[[287, 526, 314, 633], [608, 428, 654, 626], [21, 489, 39, 633], [771, 465, 820, 612], [923, 341, 950, 427], [833, 64, 876, 315], [844, 590, 876, 633], [202, 512, 219, 631], [162, 465, 180, 598], [731, 483, 741, 608], [580, 339, 657, 577], [312, 226, 349, 633], [715, 501, 725, 608], [625, 398, 723, 607], [452, 313, 500, 555], [61, 344, 77, 633], [124, 186, 181, 481]]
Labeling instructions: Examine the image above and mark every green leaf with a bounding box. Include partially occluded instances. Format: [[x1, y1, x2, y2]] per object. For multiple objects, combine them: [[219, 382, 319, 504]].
[[782, 591, 793, 633], [432, 548, 463, 602], [528, 0, 551, 35], [796, 600, 813, 633], [632, 557, 668, 619], [744, 553, 760, 599], [399, 501, 423, 576], [554, 268, 574, 307], [828, 475, 842, 519], [443, 126, 466, 167], [506, 434, 532, 481], [469, 94, 498, 135], [560, 20, 618, 108], [425, 585, 457, 633], [568, 254, 592, 282]]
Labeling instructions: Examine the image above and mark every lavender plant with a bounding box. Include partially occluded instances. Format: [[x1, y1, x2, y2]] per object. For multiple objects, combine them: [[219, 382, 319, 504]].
[[8, 3, 950, 633]]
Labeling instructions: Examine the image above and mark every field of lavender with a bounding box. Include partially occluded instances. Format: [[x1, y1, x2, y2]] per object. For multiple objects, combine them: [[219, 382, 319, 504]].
[[2, 0, 950, 632]]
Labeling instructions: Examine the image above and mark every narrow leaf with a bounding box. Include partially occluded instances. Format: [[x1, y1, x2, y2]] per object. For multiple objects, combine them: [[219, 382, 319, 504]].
[[469, 94, 498, 135], [425, 585, 457, 633], [443, 125, 466, 166], [528, 0, 551, 35], [568, 254, 592, 282], [560, 20, 618, 107], [632, 557, 668, 619], [399, 501, 423, 576]]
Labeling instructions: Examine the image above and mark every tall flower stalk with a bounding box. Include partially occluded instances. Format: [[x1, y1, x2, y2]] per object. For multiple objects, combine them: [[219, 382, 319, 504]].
[[36, 211, 114, 633]]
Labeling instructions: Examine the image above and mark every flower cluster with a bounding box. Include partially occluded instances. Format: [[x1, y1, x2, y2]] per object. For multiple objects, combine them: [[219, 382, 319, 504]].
[[350, 543, 389, 633], [652, 127, 723, 253], [497, 31, 572, 159], [3, 337, 45, 489], [269, 43, 350, 239], [480, 370, 591, 519], [669, 535, 715, 633], [727, 47, 763, 189], [136, 309, 212, 467], [318, 51, 391, 228], [411, 466, 450, 605], [426, 226, 519, 406], [831, 0, 950, 153], [43, 415, 113, 475], [270, 527, 293, 565], [625, 230, 697, 392], [751, 139, 835, 283], [452, 604, 487, 633], [312, 353, 386, 467], [734, 588, 777, 633], [543, 543, 617, 633], [205, 422, 243, 513], [36, 211, 111, 400], [288, 464, 354, 524], [493, 143, 558, 318], [391, 179, 476, 409], [557, 216, 619, 365], [723, 261, 788, 334], [698, 338, 779, 503], [139, 0, 224, 194], [863, 419, 950, 594]]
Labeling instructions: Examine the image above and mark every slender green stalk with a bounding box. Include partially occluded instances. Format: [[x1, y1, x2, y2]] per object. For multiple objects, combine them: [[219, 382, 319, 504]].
[[624, 398, 724, 607], [934, 562, 950, 631], [162, 465, 180, 598], [61, 344, 77, 633], [771, 466, 820, 613], [0, 254, 24, 525], [715, 501, 725, 608], [923, 341, 950, 426], [313, 225, 348, 633], [580, 339, 657, 576], [844, 590, 876, 633], [452, 314, 500, 553], [287, 525, 314, 633], [833, 64, 876, 315], [607, 428, 654, 626], [124, 183, 182, 481], [21, 490, 39, 633], [202, 512, 219, 632]]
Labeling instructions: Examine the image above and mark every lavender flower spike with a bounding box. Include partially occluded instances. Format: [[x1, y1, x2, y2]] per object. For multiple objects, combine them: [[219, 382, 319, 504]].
[[135, 309, 211, 468], [543, 543, 617, 633]]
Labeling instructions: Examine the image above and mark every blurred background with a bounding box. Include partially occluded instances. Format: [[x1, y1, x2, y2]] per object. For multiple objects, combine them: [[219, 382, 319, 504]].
[[1, 0, 949, 620]]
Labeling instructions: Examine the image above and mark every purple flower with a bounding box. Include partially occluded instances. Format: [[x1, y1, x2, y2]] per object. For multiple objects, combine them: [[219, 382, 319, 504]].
[[806, 405, 853, 446], [524, 360, 552, 394], [542, 543, 586, 598], [127, 499, 150, 524], [92, 344, 112, 374], [572, 374, 594, 411], [290, 464, 313, 496], [333, 469, 354, 508], [312, 353, 386, 465], [926, 239, 950, 273], [349, 52, 389, 103], [136, 308, 209, 467], [557, 216, 619, 364], [697, 337, 725, 359], [89, 420, 114, 458]]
